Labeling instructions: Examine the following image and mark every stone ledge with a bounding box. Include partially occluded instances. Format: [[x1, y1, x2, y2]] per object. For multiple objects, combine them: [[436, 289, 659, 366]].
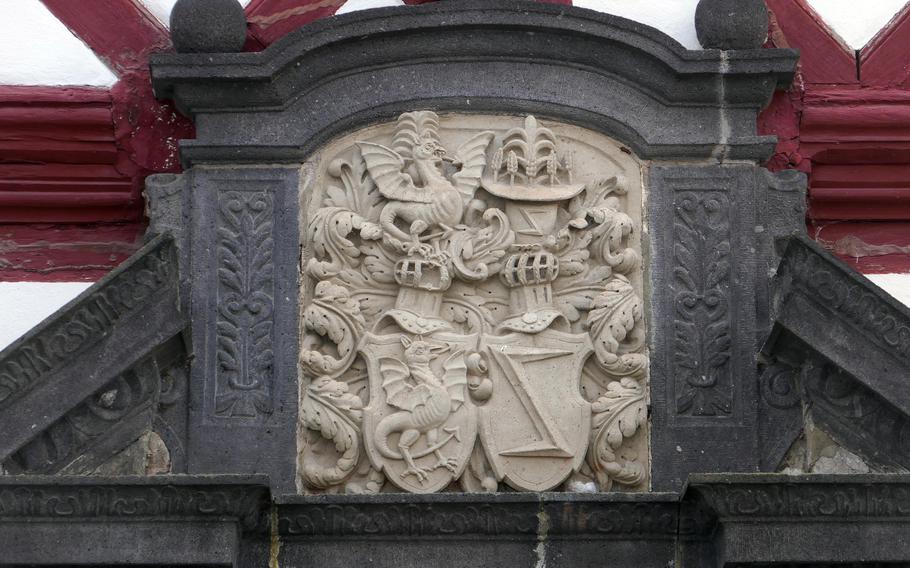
[[4, 474, 910, 566]]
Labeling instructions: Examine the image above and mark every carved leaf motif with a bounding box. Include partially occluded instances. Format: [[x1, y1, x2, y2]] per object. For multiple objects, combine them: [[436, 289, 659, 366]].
[[307, 207, 365, 279], [451, 208, 514, 281], [588, 378, 647, 490], [300, 376, 364, 489], [216, 191, 274, 418], [325, 155, 383, 222], [673, 192, 732, 416], [585, 276, 648, 380], [300, 281, 365, 379]]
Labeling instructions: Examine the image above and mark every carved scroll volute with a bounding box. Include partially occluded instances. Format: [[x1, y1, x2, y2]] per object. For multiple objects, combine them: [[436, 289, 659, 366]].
[[299, 112, 649, 494]]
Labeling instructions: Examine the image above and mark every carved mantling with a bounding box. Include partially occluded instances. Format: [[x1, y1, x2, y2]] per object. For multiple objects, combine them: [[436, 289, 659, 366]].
[[298, 112, 648, 494]]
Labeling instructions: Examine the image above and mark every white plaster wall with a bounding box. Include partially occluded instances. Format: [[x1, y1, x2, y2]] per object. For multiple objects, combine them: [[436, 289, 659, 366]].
[[336, 0, 404, 15], [806, 0, 909, 49], [574, 0, 702, 49], [867, 273, 910, 309], [140, 0, 254, 27], [0, 0, 117, 86], [335, 0, 703, 49], [0, 282, 92, 351]]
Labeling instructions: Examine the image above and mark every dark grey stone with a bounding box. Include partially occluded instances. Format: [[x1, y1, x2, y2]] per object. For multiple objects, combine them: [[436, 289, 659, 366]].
[[0, 236, 185, 471], [772, 236, 910, 417], [5, 474, 910, 566], [0, 475, 269, 567], [754, 168, 807, 342], [759, 236, 910, 472], [145, 1, 797, 495], [647, 164, 764, 490], [184, 167, 301, 494], [150, 0, 797, 166], [170, 0, 247, 54], [276, 492, 683, 568], [687, 474, 910, 565], [695, 0, 769, 50]]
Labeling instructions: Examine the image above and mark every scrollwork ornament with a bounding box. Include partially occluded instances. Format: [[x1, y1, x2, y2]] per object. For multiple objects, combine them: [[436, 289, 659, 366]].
[[299, 112, 648, 493]]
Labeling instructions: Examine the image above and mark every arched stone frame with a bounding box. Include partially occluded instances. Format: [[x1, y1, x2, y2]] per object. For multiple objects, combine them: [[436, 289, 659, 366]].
[[148, 0, 801, 494]]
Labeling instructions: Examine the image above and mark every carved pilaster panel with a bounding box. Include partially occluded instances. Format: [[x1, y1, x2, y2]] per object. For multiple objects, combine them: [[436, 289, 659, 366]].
[[214, 190, 276, 419], [298, 113, 648, 494], [648, 165, 761, 490], [187, 168, 300, 492], [672, 190, 733, 417]]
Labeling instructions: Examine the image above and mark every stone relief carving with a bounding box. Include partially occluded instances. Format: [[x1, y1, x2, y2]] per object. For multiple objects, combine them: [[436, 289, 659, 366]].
[[215, 190, 275, 418], [673, 191, 733, 416], [298, 112, 648, 493]]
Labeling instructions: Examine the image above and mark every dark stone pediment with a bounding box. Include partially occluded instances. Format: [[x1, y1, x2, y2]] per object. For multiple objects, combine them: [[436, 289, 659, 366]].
[[0, 235, 186, 475], [150, 0, 797, 165], [760, 236, 910, 473]]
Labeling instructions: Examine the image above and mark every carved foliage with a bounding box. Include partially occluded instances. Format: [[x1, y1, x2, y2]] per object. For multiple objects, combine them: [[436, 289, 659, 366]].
[[299, 112, 648, 493], [215, 191, 275, 418], [673, 191, 733, 417]]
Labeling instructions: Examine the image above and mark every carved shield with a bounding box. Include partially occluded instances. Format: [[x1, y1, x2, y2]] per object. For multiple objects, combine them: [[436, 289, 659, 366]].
[[479, 330, 592, 491], [361, 331, 478, 493]]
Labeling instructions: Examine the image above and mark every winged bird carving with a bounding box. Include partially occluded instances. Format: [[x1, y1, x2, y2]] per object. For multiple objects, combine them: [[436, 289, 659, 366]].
[[357, 131, 494, 250]]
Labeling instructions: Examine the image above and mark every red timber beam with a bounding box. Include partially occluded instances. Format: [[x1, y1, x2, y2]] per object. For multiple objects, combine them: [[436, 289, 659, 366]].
[[760, 0, 910, 274], [0, 1, 193, 281]]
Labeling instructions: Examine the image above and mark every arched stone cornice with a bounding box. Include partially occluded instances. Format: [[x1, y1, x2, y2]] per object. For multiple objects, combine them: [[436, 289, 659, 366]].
[[150, 0, 798, 165]]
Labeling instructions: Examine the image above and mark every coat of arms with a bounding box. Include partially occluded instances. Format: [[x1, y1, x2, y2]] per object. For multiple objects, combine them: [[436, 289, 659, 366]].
[[298, 112, 649, 494]]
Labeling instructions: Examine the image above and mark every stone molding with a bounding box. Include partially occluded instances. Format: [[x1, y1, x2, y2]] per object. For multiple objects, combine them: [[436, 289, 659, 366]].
[[689, 474, 910, 519], [5, 474, 910, 566], [760, 235, 910, 472], [0, 475, 269, 531], [150, 0, 797, 165], [0, 235, 177, 413]]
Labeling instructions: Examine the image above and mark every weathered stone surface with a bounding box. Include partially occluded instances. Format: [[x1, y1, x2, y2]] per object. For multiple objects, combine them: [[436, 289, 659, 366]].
[[0, 235, 185, 473], [7, 474, 910, 566], [0, 475, 270, 566], [144, 0, 799, 494], [151, 0, 797, 165], [298, 112, 648, 494], [760, 235, 910, 472], [169, 0, 247, 54], [687, 474, 910, 565], [695, 0, 769, 50], [648, 165, 764, 490], [183, 167, 301, 494]]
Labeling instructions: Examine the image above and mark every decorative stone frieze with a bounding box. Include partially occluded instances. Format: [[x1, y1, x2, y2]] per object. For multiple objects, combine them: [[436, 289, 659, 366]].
[[298, 112, 648, 494]]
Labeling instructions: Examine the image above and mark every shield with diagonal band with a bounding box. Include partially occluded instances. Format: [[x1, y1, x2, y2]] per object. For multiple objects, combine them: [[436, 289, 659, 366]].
[[361, 331, 478, 494], [479, 329, 592, 491]]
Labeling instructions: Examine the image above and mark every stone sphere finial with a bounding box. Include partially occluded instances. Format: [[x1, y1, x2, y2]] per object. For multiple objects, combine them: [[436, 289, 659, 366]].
[[695, 0, 768, 50], [170, 0, 247, 54]]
